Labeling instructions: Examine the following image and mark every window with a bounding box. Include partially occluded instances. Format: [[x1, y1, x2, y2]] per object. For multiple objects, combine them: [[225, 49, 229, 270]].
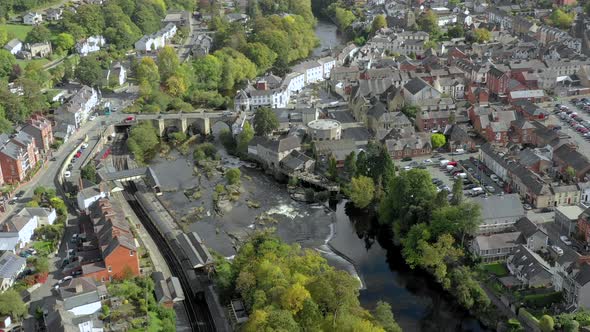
[[101, 277, 105, 282], [130, 250, 134, 256], [108, 266, 112, 272]]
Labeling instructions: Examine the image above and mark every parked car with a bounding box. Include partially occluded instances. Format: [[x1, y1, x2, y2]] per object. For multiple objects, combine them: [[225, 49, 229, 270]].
[[523, 204, 532, 210], [560, 235, 572, 246], [64, 171, 71, 178], [58, 276, 73, 284], [485, 186, 496, 192], [490, 174, 499, 182], [551, 245, 564, 256], [402, 157, 412, 162]]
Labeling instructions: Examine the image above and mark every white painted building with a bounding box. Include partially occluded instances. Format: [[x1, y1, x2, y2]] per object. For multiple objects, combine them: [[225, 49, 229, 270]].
[[56, 86, 99, 129], [0, 252, 26, 292], [77, 185, 107, 213], [318, 56, 336, 79], [75, 35, 106, 56], [135, 23, 177, 52], [23, 12, 42, 25], [1, 214, 38, 249], [293, 60, 324, 84]]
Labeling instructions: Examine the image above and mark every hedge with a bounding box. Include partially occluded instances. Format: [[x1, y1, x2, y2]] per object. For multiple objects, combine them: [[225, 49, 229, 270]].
[[524, 291, 563, 308]]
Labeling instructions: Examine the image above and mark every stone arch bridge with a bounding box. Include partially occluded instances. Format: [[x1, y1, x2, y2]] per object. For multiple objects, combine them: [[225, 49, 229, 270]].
[[115, 112, 237, 136]]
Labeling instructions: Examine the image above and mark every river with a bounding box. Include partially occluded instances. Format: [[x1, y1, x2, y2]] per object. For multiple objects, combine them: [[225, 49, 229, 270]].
[[313, 20, 344, 56]]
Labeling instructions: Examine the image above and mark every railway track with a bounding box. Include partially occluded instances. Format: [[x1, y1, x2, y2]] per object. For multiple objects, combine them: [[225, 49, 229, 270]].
[[122, 182, 216, 332]]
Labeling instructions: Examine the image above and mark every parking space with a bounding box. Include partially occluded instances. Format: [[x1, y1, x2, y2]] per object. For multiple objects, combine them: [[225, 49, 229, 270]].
[[459, 158, 504, 194], [552, 98, 590, 155]]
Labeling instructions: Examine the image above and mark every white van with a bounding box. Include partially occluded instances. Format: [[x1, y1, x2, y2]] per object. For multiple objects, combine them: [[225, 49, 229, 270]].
[[446, 165, 455, 172], [455, 148, 465, 155], [454, 173, 467, 179], [440, 159, 450, 167], [471, 187, 483, 194]]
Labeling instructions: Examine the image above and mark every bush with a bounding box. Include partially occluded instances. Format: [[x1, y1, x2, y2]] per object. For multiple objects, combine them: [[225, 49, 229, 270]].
[[226, 168, 241, 185], [524, 292, 563, 309]]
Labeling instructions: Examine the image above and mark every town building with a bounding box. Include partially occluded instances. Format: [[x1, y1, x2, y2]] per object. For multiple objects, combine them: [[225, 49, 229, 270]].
[[471, 194, 525, 234], [78, 198, 140, 282], [135, 23, 177, 52], [1, 214, 38, 249], [23, 12, 42, 25], [556, 205, 585, 237], [75, 35, 105, 56], [507, 245, 553, 288], [3, 39, 22, 55], [56, 86, 99, 129], [0, 252, 26, 292], [22, 114, 53, 153]]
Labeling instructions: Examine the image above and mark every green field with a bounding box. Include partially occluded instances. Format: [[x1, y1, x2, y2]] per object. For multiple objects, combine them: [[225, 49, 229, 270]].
[[0, 24, 33, 41], [16, 58, 50, 68]]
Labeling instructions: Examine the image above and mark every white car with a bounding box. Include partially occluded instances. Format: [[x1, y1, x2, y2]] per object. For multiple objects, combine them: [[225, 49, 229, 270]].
[[551, 245, 564, 256], [88, 115, 96, 121], [560, 235, 572, 246], [403, 166, 412, 171], [58, 276, 73, 285], [64, 171, 71, 178], [423, 159, 432, 164]]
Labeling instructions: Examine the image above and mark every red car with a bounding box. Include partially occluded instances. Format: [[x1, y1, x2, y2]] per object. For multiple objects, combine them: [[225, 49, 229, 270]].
[[75, 151, 82, 158], [125, 116, 135, 122]]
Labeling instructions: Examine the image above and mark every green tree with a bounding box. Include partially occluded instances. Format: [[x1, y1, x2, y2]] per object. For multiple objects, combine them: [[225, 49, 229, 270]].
[[450, 179, 463, 206], [0, 50, 15, 79], [0, 290, 27, 320], [127, 122, 160, 164], [165, 75, 187, 97], [334, 7, 356, 31], [348, 176, 375, 209], [417, 10, 440, 34], [549, 9, 574, 29], [371, 15, 387, 33], [566, 166, 576, 181], [473, 28, 491, 43], [447, 24, 465, 38], [237, 122, 254, 154], [253, 107, 279, 136], [344, 151, 357, 177], [400, 105, 419, 119], [539, 315, 555, 332], [356, 150, 369, 177], [157, 46, 180, 81], [53, 33, 75, 53], [25, 25, 52, 43], [213, 47, 257, 91], [193, 54, 222, 90], [75, 56, 103, 87], [0, 29, 8, 48], [327, 155, 338, 180], [136, 57, 160, 92], [374, 301, 402, 332], [226, 168, 241, 185], [242, 42, 278, 74], [81, 164, 97, 184], [431, 133, 446, 149], [132, 2, 162, 34]]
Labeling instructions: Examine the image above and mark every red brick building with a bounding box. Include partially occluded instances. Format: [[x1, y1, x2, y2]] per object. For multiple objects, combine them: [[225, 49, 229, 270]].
[[23, 114, 54, 153], [79, 198, 140, 283], [578, 209, 590, 243], [487, 67, 510, 96], [416, 110, 452, 132], [0, 132, 37, 184], [465, 85, 489, 106]]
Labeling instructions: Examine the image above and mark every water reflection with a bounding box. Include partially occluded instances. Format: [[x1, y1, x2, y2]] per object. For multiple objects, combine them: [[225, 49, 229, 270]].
[[330, 201, 487, 332]]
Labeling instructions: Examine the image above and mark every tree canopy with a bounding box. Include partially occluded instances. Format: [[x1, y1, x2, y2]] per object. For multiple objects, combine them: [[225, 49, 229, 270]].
[[215, 232, 397, 331], [127, 122, 160, 164], [253, 107, 279, 136], [347, 176, 375, 209]]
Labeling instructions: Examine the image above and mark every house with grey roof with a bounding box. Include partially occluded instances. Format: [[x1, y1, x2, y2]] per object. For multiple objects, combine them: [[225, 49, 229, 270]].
[[17, 207, 57, 226], [249, 135, 301, 168], [470, 232, 522, 263], [507, 245, 553, 288], [55, 85, 98, 129], [76, 185, 107, 214], [515, 217, 548, 251], [0, 252, 26, 292], [280, 150, 315, 173], [1, 214, 38, 249], [470, 194, 525, 234], [57, 277, 106, 316], [3, 39, 22, 55], [402, 77, 442, 107]]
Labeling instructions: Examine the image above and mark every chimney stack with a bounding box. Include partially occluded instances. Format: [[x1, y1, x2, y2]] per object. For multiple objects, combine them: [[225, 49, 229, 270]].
[[75, 283, 83, 293]]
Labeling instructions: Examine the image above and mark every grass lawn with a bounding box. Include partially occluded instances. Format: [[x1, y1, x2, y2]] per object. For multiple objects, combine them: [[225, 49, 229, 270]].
[[32, 240, 54, 256], [482, 262, 509, 277], [0, 24, 33, 41], [15, 58, 50, 68]]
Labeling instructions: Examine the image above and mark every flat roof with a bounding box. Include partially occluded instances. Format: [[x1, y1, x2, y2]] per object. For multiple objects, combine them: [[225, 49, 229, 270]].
[[556, 205, 584, 220], [308, 119, 341, 130]]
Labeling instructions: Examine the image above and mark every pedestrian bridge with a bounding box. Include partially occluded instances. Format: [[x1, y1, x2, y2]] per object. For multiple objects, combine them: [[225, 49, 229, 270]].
[[98, 167, 162, 195]]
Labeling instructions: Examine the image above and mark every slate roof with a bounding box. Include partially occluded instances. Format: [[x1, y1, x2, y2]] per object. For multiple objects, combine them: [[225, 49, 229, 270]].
[[474, 232, 522, 251], [3, 39, 21, 51], [509, 245, 553, 283], [258, 135, 300, 153], [515, 217, 546, 239], [471, 194, 525, 222], [403, 77, 429, 95], [574, 263, 590, 286], [0, 252, 25, 279], [554, 144, 590, 174]]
